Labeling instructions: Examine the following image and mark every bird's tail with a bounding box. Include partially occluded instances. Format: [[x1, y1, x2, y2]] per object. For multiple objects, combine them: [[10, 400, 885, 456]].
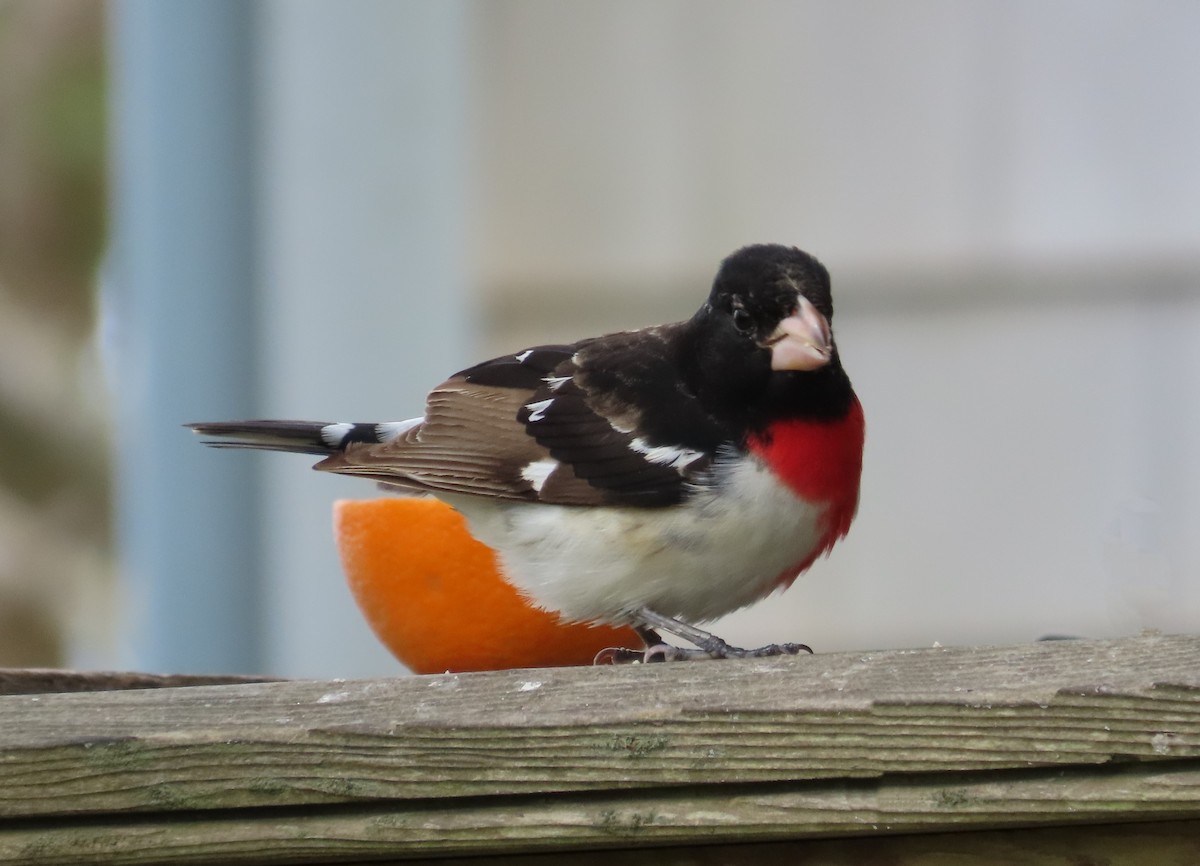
[[187, 419, 420, 455]]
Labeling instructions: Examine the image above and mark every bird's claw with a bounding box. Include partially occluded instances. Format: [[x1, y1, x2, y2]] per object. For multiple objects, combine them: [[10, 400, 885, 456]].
[[593, 646, 647, 665], [752, 641, 813, 657]]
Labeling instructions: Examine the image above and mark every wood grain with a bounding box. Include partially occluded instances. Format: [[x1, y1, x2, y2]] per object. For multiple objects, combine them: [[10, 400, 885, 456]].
[[407, 820, 1200, 866], [0, 760, 1197, 864], [0, 633, 1197, 864]]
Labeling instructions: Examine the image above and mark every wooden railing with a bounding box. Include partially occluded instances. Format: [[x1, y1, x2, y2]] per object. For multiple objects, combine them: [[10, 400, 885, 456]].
[[1, 632, 1198, 865]]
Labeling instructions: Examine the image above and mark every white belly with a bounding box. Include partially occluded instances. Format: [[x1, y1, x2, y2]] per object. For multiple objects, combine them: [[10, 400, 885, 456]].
[[440, 457, 826, 624]]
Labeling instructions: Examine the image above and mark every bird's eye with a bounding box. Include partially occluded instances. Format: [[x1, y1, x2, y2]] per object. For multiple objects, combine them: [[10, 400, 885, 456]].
[[732, 307, 753, 334]]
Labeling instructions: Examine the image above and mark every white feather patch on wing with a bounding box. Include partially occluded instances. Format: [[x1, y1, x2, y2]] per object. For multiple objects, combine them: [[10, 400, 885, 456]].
[[321, 422, 355, 447], [375, 418, 423, 442], [515, 349, 534, 362], [543, 375, 572, 391], [525, 399, 554, 422], [629, 437, 705, 471], [520, 458, 559, 493]]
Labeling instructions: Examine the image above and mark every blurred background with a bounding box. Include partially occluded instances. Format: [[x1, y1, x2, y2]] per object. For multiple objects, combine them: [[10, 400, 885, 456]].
[[1, 0, 1197, 677]]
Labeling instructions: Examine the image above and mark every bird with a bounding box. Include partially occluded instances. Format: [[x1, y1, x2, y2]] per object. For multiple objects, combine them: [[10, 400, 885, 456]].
[[190, 243, 865, 662]]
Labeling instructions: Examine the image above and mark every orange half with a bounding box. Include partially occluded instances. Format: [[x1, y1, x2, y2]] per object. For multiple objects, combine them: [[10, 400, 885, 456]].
[[334, 497, 640, 673]]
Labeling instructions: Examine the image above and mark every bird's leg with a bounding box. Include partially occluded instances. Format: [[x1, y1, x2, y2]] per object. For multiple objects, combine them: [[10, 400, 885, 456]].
[[633, 607, 813, 661]]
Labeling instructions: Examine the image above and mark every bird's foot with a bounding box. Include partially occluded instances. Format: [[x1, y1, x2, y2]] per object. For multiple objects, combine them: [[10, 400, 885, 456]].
[[642, 636, 812, 661], [593, 610, 814, 664]]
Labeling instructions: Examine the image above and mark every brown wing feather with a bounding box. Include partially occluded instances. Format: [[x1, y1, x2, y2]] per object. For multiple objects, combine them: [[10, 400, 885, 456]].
[[315, 378, 566, 500], [314, 330, 719, 508]]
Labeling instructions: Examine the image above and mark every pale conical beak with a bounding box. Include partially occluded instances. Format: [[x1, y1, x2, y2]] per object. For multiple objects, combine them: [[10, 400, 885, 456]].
[[765, 295, 833, 372]]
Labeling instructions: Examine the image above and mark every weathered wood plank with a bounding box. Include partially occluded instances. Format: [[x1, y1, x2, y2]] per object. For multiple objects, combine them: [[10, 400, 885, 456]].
[[0, 634, 1197, 824], [408, 819, 1200, 866], [0, 762, 1197, 865], [0, 668, 280, 696]]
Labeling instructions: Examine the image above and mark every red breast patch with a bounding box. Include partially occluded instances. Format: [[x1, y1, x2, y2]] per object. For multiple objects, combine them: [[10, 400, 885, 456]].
[[747, 397, 865, 585]]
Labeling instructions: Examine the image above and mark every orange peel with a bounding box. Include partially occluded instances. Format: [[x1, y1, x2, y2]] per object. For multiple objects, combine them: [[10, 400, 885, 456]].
[[334, 497, 640, 673]]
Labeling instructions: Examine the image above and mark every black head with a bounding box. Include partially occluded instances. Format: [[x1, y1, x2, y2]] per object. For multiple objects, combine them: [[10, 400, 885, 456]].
[[707, 243, 833, 333], [684, 244, 852, 430]]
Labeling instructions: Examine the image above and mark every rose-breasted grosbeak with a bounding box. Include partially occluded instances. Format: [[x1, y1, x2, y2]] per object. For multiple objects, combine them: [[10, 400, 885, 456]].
[[191, 244, 864, 662]]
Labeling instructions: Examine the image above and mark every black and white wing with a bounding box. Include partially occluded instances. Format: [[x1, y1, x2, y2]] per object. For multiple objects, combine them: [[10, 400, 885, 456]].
[[195, 328, 732, 508]]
